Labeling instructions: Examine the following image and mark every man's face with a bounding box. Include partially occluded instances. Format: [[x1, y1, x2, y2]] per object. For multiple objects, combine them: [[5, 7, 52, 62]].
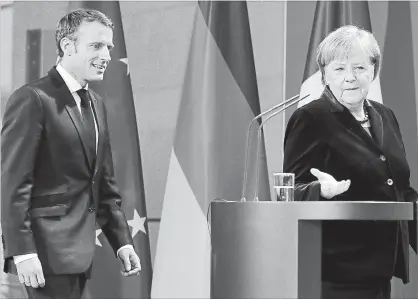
[[67, 21, 114, 85]]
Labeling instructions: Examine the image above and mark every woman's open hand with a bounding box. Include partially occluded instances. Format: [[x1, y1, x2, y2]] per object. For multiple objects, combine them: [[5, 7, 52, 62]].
[[310, 168, 351, 199]]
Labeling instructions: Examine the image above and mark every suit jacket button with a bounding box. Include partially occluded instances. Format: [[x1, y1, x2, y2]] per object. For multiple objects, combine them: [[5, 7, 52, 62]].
[[380, 155, 386, 161], [386, 179, 393, 186], [88, 206, 96, 212]]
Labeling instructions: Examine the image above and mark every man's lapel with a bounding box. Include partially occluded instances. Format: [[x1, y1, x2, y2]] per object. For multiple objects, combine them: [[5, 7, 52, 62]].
[[88, 90, 105, 176], [48, 67, 94, 171]]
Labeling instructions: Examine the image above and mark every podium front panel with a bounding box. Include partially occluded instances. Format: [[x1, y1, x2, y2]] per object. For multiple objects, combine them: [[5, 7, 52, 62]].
[[210, 201, 414, 299]]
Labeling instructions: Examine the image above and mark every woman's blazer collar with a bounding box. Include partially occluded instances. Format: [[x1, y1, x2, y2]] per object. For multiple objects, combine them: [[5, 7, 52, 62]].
[[319, 85, 384, 149]]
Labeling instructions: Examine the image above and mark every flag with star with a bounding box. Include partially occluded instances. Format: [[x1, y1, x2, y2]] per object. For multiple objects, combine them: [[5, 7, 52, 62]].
[[151, 1, 270, 298], [68, 1, 152, 298], [297, 0, 383, 108]]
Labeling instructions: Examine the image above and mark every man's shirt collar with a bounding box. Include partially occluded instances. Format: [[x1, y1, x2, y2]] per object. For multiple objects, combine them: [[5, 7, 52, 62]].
[[56, 63, 89, 93]]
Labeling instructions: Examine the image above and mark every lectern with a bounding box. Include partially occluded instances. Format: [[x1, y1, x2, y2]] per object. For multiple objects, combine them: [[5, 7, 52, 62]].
[[210, 201, 415, 299]]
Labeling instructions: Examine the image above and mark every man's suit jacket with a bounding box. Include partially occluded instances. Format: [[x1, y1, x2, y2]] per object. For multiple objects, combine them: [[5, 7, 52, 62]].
[[1, 67, 133, 275], [283, 86, 418, 284]]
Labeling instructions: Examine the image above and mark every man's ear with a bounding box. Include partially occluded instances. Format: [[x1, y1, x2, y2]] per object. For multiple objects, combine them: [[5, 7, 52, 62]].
[[60, 37, 74, 56]]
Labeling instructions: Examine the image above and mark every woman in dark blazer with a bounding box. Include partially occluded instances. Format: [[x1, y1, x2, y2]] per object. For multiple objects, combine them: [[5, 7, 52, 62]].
[[283, 25, 418, 299]]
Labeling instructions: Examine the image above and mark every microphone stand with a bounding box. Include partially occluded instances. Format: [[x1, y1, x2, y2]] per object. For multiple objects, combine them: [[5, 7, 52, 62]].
[[240, 94, 300, 202], [252, 94, 309, 201]]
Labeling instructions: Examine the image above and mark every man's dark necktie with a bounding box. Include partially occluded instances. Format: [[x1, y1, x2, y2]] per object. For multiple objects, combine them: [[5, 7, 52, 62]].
[[76, 89, 96, 169]]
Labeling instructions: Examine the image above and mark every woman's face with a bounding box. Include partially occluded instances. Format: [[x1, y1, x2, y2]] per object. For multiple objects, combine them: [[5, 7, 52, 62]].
[[324, 46, 375, 109]]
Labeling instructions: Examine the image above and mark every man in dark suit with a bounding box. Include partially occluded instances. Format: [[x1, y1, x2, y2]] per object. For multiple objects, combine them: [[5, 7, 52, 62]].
[[1, 9, 141, 298]]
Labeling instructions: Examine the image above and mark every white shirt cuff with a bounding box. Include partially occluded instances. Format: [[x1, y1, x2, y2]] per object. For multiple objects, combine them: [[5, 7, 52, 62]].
[[116, 244, 134, 257], [14, 253, 38, 264]]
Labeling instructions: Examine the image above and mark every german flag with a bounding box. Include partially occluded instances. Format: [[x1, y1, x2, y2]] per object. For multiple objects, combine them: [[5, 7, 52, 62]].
[[151, 1, 270, 298]]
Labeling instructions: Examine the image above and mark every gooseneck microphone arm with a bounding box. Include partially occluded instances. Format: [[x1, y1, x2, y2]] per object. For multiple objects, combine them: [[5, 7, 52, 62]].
[[240, 94, 300, 202], [252, 94, 310, 201]]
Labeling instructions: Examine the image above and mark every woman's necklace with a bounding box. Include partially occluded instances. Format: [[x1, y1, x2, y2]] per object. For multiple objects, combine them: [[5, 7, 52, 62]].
[[350, 102, 369, 124]]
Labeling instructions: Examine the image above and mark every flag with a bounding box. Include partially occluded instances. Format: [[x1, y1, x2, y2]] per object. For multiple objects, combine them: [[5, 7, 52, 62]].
[[298, 0, 383, 108], [380, 2, 418, 296], [68, 2, 152, 298], [151, 1, 270, 298]]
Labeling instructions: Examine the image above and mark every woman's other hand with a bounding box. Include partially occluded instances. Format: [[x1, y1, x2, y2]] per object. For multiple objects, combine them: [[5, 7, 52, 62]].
[[310, 168, 351, 199]]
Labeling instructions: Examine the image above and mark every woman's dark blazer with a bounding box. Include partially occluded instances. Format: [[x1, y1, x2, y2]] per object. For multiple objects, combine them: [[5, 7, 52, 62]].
[[283, 86, 418, 284]]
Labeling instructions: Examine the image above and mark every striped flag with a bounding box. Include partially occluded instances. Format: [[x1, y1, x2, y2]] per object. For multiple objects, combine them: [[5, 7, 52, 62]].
[[380, 2, 418, 296], [68, 2, 152, 298], [151, 1, 270, 298], [298, 0, 383, 108]]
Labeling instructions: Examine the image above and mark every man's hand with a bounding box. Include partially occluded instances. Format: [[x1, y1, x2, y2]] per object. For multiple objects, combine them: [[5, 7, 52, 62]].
[[16, 256, 45, 288], [310, 168, 351, 199], [118, 247, 141, 277]]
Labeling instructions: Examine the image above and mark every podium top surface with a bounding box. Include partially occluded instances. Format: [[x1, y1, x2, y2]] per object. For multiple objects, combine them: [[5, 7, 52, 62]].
[[211, 201, 414, 220]]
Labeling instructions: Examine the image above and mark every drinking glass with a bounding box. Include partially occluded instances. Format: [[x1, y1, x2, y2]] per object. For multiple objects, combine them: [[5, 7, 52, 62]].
[[273, 173, 295, 201]]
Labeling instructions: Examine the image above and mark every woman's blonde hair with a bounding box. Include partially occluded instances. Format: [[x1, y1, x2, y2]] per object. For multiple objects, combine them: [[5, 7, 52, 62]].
[[316, 25, 381, 85]]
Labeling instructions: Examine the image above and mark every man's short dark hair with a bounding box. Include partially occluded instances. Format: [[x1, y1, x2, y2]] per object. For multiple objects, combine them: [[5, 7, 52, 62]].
[[55, 9, 114, 57]]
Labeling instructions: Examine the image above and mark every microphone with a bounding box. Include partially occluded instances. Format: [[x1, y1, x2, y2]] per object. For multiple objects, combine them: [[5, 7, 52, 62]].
[[240, 94, 300, 202], [240, 94, 310, 202]]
